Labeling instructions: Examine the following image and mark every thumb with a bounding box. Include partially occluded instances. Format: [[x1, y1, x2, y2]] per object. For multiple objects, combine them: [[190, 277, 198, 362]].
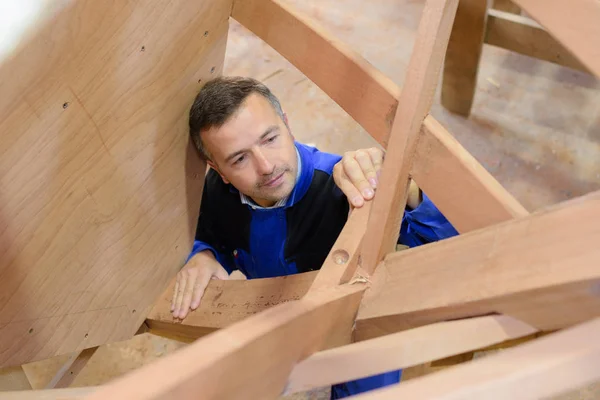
[[213, 265, 230, 280]]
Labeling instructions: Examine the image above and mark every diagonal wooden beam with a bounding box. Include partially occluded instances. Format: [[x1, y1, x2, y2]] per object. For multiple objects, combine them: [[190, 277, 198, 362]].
[[360, 0, 459, 274], [43, 347, 98, 389], [351, 318, 600, 399], [87, 284, 365, 400], [412, 115, 528, 233], [231, 0, 400, 147], [485, 9, 590, 73], [510, 0, 600, 78], [355, 190, 600, 341], [284, 315, 536, 395]]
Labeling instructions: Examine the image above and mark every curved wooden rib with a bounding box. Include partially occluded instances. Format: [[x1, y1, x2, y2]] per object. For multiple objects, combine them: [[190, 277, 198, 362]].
[[285, 315, 536, 395]]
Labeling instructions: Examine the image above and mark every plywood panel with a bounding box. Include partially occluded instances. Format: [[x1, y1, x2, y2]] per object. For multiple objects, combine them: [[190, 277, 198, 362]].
[[0, 0, 232, 367]]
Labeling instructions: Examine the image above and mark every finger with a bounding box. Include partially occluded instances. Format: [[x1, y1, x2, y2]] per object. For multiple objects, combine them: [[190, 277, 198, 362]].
[[178, 275, 197, 319], [339, 169, 365, 208], [190, 271, 212, 310], [354, 150, 377, 189], [173, 275, 187, 318], [367, 147, 384, 178], [342, 156, 374, 201], [170, 279, 179, 312]]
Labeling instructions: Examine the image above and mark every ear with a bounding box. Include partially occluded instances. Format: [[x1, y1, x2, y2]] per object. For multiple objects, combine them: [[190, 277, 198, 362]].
[[207, 160, 230, 184], [282, 112, 294, 139]]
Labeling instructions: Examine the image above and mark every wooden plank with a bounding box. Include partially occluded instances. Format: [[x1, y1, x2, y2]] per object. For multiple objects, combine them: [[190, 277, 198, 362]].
[[0, 0, 230, 367], [485, 9, 590, 73], [441, 0, 488, 116], [511, 0, 600, 77], [360, 0, 459, 274], [44, 347, 98, 389], [412, 115, 528, 233], [351, 318, 600, 400], [355, 190, 600, 341], [146, 271, 316, 341], [284, 315, 536, 395], [86, 284, 365, 400], [231, 0, 401, 147]]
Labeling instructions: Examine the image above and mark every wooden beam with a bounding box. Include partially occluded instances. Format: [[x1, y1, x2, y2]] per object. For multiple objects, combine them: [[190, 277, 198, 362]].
[[412, 115, 528, 233], [0, 366, 32, 391], [360, 0, 459, 274], [86, 285, 365, 400], [511, 0, 600, 78], [145, 271, 316, 341], [309, 202, 372, 290], [441, 0, 488, 116], [485, 9, 590, 73], [231, 0, 400, 147], [284, 315, 536, 395], [44, 347, 98, 389], [351, 318, 600, 400], [355, 189, 600, 341]]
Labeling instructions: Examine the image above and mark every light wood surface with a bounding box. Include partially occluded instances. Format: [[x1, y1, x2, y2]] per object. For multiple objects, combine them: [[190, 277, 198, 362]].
[[485, 9, 590, 73], [360, 0, 459, 274], [352, 318, 600, 399], [511, 0, 600, 78], [44, 348, 97, 389], [412, 115, 528, 233], [0, 0, 231, 367], [356, 189, 600, 340]]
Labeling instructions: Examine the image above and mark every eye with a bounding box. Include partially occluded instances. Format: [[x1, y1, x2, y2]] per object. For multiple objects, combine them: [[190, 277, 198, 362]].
[[233, 154, 246, 165], [266, 135, 278, 143]]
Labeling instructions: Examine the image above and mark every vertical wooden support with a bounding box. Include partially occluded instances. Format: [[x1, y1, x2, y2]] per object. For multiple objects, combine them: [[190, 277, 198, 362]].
[[441, 0, 489, 116], [360, 0, 460, 274]]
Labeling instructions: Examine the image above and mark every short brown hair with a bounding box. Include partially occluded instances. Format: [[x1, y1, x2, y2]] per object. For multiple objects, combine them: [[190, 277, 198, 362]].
[[188, 76, 284, 160]]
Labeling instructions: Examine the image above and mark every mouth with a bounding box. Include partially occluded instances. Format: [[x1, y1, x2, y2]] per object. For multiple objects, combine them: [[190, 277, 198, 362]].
[[262, 172, 285, 188]]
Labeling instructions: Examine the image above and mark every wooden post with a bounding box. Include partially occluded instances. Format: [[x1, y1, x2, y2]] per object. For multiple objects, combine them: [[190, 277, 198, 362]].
[[441, 0, 489, 116]]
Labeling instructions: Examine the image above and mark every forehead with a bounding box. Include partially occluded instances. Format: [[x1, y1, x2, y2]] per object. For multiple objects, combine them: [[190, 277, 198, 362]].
[[202, 93, 281, 160]]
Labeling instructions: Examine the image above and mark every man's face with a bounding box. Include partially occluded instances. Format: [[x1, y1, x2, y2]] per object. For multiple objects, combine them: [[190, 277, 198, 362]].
[[202, 93, 298, 207]]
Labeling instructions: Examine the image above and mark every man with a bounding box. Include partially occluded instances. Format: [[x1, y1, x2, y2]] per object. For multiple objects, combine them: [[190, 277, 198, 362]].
[[171, 76, 458, 398]]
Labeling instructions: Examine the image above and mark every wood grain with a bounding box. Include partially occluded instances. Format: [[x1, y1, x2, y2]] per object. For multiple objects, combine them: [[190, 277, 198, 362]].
[[0, 0, 231, 367], [44, 347, 98, 389], [356, 189, 600, 340], [360, 0, 459, 274], [352, 318, 600, 399], [485, 9, 590, 73], [231, 0, 401, 147], [511, 0, 600, 78], [412, 115, 528, 233], [441, 0, 488, 116], [285, 315, 536, 394]]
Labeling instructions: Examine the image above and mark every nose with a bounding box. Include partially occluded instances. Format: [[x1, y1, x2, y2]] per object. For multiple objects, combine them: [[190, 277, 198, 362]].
[[254, 148, 275, 175]]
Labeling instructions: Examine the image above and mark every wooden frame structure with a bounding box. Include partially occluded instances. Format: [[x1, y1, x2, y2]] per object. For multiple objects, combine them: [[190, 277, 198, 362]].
[[442, 0, 599, 116], [1, 0, 599, 398]]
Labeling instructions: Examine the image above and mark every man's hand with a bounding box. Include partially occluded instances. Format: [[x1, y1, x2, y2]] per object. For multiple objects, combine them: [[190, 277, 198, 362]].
[[333, 147, 383, 208], [171, 250, 229, 320], [333, 147, 422, 209]]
